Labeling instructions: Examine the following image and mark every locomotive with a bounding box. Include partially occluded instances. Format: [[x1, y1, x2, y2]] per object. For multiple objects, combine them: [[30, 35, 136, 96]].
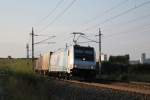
[[35, 45, 97, 78]]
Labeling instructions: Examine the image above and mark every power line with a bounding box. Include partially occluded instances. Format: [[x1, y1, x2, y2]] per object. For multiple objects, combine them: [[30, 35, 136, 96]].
[[100, 13, 150, 40], [34, 34, 56, 37], [34, 40, 56, 57], [34, 42, 56, 55], [81, 35, 98, 43], [82, 0, 150, 31], [80, 0, 128, 26], [103, 13, 150, 31], [34, 0, 64, 27], [34, 36, 56, 45], [104, 23, 150, 39], [63, 35, 73, 41], [38, 0, 77, 33]]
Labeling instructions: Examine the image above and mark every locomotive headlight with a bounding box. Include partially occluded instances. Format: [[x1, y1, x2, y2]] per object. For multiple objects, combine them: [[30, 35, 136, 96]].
[[83, 58, 86, 61], [91, 66, 94, 69]]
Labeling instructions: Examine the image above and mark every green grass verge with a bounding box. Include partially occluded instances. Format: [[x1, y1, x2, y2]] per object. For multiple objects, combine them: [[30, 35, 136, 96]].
[[0, 58, 52, 100]]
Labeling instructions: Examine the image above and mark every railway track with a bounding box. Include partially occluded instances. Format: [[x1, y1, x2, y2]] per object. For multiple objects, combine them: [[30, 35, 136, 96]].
[[39, 75, 150, 95], [64, 79, 150, 95]]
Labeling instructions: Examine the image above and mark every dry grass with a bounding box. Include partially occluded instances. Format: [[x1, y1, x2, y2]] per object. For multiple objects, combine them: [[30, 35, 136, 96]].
[[0, 58, 149, 100], [0, 58, 51, 100]]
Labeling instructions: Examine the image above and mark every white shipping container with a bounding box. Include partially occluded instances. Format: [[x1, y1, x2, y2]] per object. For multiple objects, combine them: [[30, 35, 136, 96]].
[[42, 53, 50, 70], [35, 56, 43, 70], [49, 49, 68, 72]]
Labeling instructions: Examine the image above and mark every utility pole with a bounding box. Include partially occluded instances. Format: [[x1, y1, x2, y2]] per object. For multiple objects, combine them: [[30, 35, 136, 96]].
[[26, 43, 29, 59], [31, 27, 34, 70], [26, 43, 29, 65], [30, 28, 56, 70], [96, 28, 102, 75]]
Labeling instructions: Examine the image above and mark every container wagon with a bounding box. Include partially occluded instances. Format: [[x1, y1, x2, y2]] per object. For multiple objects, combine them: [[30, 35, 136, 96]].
[[35, 45, 96, 78], [35, 53, 50, 75]]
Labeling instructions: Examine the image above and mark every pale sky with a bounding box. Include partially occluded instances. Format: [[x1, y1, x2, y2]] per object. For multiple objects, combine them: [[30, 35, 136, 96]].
[[0, 0, 150, 60]]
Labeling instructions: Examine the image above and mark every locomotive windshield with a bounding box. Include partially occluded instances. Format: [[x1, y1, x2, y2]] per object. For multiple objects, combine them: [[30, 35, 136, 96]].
[[74, 46, 94, 61]]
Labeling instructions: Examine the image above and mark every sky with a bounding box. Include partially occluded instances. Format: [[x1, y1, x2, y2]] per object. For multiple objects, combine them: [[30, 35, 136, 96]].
[[0, 0, 150, 60]]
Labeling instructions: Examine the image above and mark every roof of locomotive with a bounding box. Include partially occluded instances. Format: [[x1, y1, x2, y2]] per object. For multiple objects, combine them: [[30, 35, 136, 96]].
[[73, 45, 94, 49]]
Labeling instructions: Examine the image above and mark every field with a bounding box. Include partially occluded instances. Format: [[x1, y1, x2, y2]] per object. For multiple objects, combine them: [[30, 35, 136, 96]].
[[0, 58, 150, 100], [100, 62, 150, 82], [0, 58, 51, 100]]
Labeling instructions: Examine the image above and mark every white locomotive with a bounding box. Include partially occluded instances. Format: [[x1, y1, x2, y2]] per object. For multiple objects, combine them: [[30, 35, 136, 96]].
[[35, 45, 96, 78]]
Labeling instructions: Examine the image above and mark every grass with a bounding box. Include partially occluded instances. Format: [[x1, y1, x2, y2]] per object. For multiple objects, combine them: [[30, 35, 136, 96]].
[[0, 58, 149, 100], [0, 58, 33, 75], [0, 58, 51, 100], [100, 62, 150, 82]]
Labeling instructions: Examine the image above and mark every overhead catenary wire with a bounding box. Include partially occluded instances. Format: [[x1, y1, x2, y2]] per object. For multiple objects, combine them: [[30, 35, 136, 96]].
[[82, 0, 150, 32], [104, 23, 150, 39], [81, 35, 98, 43], [100, 5, 150, 41], [103, 13, 150, 31], [38, 0, 77, 33], [34, 0, 65, 27], [34, 36, 56, 45], [80, 0, 128, 26], [105, 23, 150, 38], [29, 0, 150, 60], [34, 43, 55, 56], [34, 34, 56, 37], [63, 35, 73, 41], [63, 32, 99, 45]]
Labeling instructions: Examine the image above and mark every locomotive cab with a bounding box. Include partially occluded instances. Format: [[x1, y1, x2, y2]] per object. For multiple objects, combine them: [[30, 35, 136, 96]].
[[69, 45, 96, 77]]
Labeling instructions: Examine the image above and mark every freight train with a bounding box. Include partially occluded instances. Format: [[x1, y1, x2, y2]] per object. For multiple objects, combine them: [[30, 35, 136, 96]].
[[35, 45, 97, 79]]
